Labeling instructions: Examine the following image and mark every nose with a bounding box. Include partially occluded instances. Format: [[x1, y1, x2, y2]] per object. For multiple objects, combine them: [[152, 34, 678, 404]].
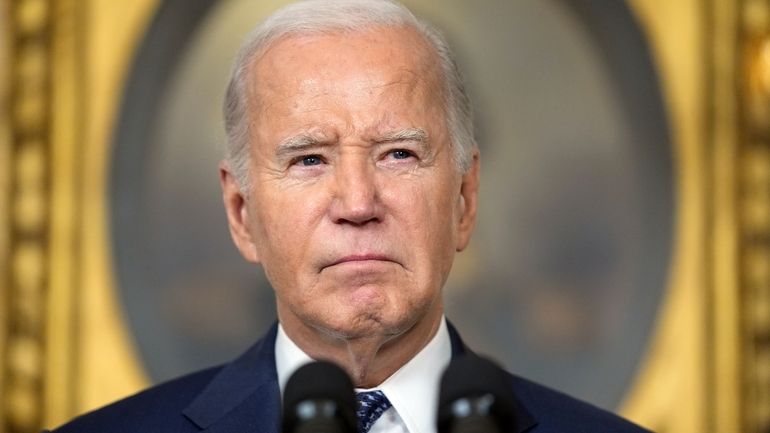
[[329, 156, 381, 226]]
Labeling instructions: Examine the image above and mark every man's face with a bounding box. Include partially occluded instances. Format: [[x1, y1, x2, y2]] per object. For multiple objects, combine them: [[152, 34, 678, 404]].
[[222, 26, 479, 341]]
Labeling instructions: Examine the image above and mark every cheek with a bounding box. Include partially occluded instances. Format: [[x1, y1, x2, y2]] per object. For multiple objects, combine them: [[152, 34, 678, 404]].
[[249, 189, 327, 266], [389, 179, 459, 259]]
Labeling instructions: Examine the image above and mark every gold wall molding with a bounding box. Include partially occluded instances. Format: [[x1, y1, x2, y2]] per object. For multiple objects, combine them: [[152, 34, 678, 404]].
[[741, 1, 770, 431], [624, 0, 770, 432], [0, 0, 8, 427], [2, 0, 156, 431], [3, 1, 54, 431]]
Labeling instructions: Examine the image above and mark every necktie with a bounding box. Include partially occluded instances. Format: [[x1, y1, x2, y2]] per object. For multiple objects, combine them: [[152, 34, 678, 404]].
[[356, 390, 393, 433]]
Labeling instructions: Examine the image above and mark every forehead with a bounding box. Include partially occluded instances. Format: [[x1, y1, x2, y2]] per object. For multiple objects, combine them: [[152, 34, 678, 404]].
[[248, 26, 444, 109]]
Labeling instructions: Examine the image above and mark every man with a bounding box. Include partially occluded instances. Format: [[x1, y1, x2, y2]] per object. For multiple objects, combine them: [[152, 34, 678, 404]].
[[50, 1, 651, 432]]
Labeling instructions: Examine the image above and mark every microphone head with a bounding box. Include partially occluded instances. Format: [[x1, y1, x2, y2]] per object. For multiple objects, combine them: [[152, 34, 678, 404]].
[[437, 354, 517, 433], [282, 360, 357, 433]]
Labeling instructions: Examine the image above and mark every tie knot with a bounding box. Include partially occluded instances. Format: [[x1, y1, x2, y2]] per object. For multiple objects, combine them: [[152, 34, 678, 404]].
[[356, 390, 392, 433]]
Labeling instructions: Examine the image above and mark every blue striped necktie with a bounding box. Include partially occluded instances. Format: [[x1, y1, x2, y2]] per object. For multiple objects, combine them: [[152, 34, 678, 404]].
[[356, 390, 393, 433]]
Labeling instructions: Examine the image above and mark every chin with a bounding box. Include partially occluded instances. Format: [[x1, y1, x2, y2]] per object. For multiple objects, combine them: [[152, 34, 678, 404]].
[[316, 307, 412, 341]]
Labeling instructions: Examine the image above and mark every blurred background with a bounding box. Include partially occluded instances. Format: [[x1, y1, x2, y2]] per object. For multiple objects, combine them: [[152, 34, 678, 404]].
[[1, 0, 769, 432]]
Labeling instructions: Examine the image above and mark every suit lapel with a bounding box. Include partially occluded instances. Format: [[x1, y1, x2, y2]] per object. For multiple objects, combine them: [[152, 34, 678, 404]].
[[183, 323, 281, 433], [446, 320, 538, 433], [182, 320, 537, 433]]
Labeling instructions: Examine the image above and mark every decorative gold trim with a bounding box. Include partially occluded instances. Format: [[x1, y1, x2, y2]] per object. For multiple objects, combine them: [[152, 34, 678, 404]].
[[44, 0, 84, 423], [3, 1, 53, 432], [0, 1, 11, 429], [3, 0, 157, 430], [740, 1, 770, 431], [622, 1, 770, 432], [709, 1, 742, 432]]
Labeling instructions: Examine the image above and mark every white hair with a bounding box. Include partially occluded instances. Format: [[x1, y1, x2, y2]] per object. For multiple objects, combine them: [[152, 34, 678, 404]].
[[223, 0, 475, 190]]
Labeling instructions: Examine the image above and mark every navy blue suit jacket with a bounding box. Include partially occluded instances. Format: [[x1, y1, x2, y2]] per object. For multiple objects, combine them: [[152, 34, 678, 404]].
[[49, 322, 651, 432]]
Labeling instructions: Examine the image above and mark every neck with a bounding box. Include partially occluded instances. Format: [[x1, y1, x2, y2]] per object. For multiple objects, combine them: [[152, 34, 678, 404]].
[[279, 309, 443, 388]]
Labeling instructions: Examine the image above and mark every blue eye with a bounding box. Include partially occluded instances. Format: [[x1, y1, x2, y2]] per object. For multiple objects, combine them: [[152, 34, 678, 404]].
[[391, 150, 412, 159], [300, 155, 322, 166]]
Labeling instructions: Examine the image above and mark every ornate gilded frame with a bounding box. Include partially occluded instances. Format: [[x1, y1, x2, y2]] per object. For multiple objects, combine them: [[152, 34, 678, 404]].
[[1, 0, 768, 432]]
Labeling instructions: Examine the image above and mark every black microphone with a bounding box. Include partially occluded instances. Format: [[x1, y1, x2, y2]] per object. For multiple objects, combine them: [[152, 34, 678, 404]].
[[437, 354, 517, 433], [282, 360, 357, 433]]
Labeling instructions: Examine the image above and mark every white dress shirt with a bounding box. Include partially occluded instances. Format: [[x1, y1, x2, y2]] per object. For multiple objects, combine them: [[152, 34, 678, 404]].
[[275, 317, 452, 433]]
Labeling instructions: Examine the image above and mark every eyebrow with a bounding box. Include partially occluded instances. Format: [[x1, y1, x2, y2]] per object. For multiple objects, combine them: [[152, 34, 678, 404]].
[[274, 127, 430, 159], [374, 127, 429, 145], [275, 133, 330, 159]]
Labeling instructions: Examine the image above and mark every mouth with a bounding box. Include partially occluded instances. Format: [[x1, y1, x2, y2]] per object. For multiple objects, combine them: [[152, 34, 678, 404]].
[[324, 254, 397, 269]]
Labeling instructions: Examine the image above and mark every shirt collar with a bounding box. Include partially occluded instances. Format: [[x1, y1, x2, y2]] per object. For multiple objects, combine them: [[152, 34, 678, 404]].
[[275, 323, 314, 393], [275, 317, 452, 433]]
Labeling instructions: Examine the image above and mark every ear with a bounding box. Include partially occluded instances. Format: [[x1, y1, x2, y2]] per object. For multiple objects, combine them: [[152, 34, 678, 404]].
[[219, 161, 261, 263], [455, 149, 480, 252]]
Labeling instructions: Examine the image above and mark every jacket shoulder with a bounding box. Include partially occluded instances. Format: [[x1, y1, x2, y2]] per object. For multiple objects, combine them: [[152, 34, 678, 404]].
[[48, 366, 222, 433], [509, 374, 653, 433]]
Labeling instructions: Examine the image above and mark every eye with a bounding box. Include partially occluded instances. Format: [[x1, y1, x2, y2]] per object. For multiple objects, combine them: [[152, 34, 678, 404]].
[[390, 149, 414, 160], [296, 155, 323, 166]]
